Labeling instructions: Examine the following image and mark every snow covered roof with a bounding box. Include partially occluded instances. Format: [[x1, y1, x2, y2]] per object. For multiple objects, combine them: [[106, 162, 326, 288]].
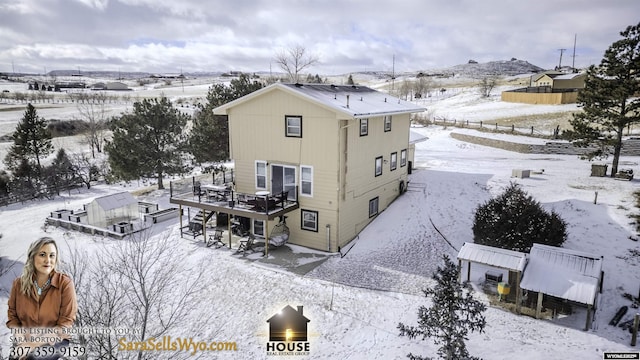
[[457, 242, 528, 272], [553, 73, 585, 80], [213, 83, 426, 118], [92, 192, 137, 211], [409, 130, 428, 144], [520, 244, 603, 306]]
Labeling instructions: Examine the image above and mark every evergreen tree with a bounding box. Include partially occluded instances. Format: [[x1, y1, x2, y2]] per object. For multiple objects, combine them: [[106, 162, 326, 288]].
[[44, 148, 77, 196], [105, 97, 191, 189], [347, 74, 355, 85], [189, 74, 263, 164], [4, 103, 53, 174], [398, 255, 486, 360], [567, 22, 640, 176], [0, 170, 9, 198], [473, 183, 567, 252]]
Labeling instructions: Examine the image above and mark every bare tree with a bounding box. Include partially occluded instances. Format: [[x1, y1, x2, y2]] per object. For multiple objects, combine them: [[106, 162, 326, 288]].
[[478, 76, 497, 98], [398, 79, 412, 100], [413, 77, 432, 99], [69, 152, 107, 189], [64, 231, 208, 360], [274, 45, 319, 83], [68, 92, 111, 158]]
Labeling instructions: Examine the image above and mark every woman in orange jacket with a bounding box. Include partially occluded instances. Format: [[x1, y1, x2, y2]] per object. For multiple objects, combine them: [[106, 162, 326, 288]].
[[6, 237, 78, 360]]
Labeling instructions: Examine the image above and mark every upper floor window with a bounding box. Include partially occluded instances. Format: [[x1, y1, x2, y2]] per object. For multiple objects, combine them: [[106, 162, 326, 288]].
[[400, 149, 407, 167], [360, 118, 368, 136], [384, 115, 392, 132], [375, 156, 383, 177], [390, 152, 397, 171], [285, 115, 302, 137], [300, 165, 313, 197], [255, 161, 267, 189]]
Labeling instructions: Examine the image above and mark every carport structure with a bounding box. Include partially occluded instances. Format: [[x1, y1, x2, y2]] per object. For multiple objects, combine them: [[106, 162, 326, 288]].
[[457, 242, 528, 314], [520, 244, 604, 331]]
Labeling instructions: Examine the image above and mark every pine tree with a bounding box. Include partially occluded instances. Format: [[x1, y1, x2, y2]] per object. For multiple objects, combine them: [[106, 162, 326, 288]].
[[105, 97, 191, 189], [189, 74, 263, 164], [347, 74, 355, 85], [567, 22, 640, 176], [4, 103, 53, 174], [398, 255, 486, 360], [473, 183, 567, 252], [44, 148, 77, 196]]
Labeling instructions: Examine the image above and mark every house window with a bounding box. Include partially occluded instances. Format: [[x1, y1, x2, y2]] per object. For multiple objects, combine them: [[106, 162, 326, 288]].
[[390, 152, 397, 171], [375, 156, 383, 177], [272, 164, 297, 200], [360, 118, 368, 136], [256, 161, 267, 189], [384, 115, 392, 132], [300, 165, 313, 197], [369, 197, 379, 218], [253, 219, 265, 237], [301, 209, 318, 232], [285, 115, 302, 137], [400, 149, 407, 167]]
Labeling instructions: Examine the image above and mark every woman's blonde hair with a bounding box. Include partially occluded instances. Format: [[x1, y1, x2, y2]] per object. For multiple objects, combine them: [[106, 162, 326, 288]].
[[19, 237, 59, 295]]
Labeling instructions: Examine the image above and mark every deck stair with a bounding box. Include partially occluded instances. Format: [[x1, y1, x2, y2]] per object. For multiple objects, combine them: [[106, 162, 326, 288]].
[[182, 210, 215, 238]]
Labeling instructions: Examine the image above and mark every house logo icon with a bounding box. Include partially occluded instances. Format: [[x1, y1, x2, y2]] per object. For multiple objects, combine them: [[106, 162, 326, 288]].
[[266, 305, 311, 355]]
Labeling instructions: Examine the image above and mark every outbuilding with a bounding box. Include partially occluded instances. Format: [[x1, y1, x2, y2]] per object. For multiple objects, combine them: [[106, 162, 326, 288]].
[[519, 244, 604, 330], [85, 192, 138, 228], [457, 242, 528, 313]]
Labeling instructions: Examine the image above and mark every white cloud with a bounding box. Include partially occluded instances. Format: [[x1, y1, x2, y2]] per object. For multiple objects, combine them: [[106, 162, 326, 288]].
[[0, 0, 638, 74], [73, 0, 109, 11]]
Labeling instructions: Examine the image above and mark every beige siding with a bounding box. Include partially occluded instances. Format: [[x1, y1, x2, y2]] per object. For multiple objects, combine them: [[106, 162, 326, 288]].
[[533, 75, 554, 87], [225, 87, 413, 251], [337, 114, 410, 247], [553, 76, 586, 89], [228, 88, 342, 251]]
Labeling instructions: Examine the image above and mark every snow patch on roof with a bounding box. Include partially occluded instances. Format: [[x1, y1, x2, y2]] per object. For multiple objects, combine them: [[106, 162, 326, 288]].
[[520, 244, 603, 305], [457, 242, 528, 272], [92, 191, 137, 211]]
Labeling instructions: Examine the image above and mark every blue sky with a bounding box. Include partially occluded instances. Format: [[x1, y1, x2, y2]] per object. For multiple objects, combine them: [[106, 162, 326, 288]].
[[0, 0, 638, 75]]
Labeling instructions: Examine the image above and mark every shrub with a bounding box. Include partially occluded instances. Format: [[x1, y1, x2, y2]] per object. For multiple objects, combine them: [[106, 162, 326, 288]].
[[473, 183, 567, 252]]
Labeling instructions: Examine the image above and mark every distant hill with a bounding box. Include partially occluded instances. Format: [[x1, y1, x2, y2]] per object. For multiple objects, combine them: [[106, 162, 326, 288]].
[[447, 59, 545, 77]]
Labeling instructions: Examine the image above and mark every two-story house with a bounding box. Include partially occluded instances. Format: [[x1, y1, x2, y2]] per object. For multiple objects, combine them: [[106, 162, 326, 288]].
[[212, 83, 425, 252]]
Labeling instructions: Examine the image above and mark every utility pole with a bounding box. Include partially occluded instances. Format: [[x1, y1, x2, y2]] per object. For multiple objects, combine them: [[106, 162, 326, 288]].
[[571, 34, 577, 71], [391, 54, 396, 91], [558, 48, 566, 69]]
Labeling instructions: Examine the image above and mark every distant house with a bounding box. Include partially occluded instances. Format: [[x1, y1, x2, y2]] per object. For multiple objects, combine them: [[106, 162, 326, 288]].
[[91, 82, 130, 91], [531, 72, 586, 89], [502, 71, 586, 104], [150, 73, 185, 79], [170, 83, 425, 252], [85, 192, 138, 228]]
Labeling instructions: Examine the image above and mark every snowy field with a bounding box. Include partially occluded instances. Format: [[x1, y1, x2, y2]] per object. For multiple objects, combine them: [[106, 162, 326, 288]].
[[1, 79, 640, 359]]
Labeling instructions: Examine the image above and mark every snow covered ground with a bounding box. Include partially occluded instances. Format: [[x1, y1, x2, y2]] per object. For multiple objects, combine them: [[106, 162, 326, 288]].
[[1, 80, 640, 359]]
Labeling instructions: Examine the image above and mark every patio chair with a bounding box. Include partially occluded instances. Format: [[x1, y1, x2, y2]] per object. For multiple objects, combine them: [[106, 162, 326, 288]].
[[235, 233, 256, 256], [206, 229, 225, 248]]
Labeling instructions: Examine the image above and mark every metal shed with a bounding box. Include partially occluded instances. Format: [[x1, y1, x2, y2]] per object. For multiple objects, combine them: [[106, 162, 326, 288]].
[[457, 242, 528, 313], [520, 244, 603, 330], [85, 192, 138, 229]]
